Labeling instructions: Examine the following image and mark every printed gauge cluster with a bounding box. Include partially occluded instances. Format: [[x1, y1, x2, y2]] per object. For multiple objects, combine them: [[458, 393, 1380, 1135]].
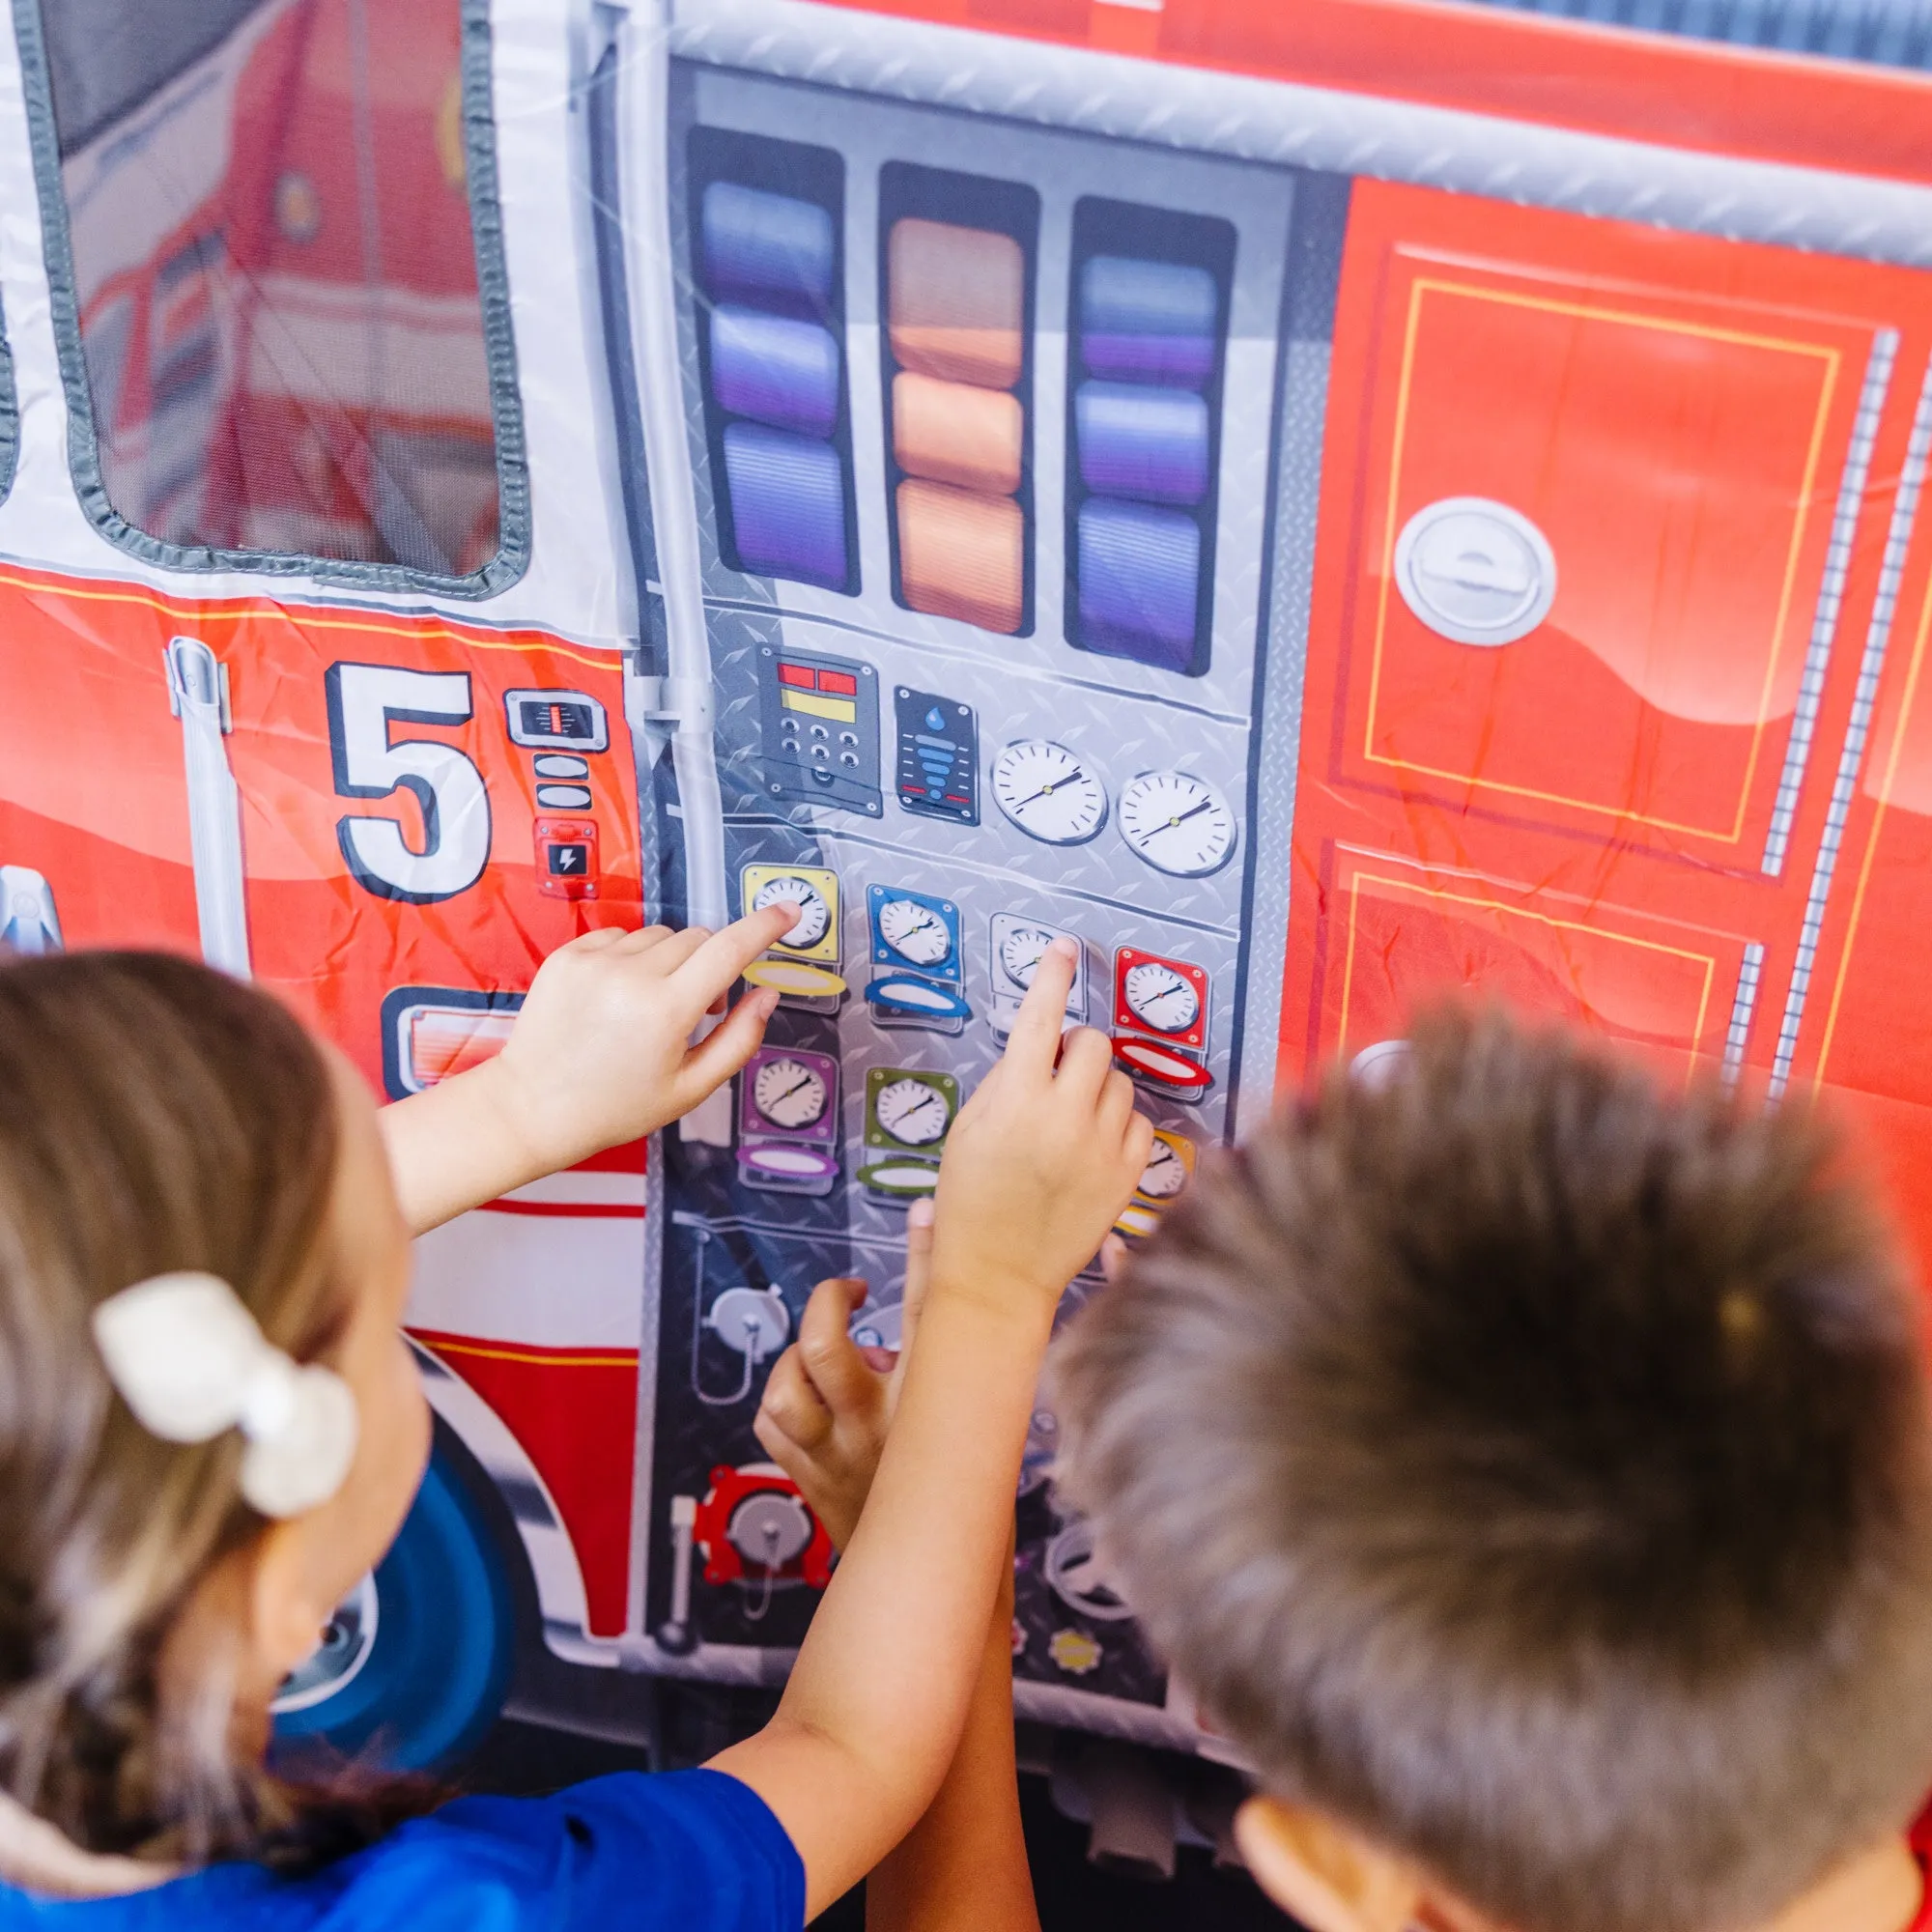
[[731, 840, 1222, 1234]]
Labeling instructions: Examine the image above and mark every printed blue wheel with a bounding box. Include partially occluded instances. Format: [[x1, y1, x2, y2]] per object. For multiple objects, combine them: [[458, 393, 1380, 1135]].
[[271, 1442, 514, 1771]]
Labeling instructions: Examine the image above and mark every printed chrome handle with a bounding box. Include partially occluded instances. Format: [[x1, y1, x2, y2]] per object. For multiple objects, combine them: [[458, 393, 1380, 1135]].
[[165, 636, 252, 979]]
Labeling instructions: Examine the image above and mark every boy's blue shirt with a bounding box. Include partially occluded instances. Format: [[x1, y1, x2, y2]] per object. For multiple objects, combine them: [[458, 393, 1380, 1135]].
[[0, 1771, 802, 1932]]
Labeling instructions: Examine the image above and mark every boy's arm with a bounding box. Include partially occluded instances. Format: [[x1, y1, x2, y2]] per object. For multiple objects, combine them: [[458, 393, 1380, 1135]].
[[753, 1226, 1041, 1932], [378, 908, 791, 1234], [711, 944, 1151, 1918]]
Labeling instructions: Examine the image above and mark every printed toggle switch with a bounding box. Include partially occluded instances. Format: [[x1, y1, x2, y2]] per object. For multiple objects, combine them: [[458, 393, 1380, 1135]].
[[535, 817, 599, 901]]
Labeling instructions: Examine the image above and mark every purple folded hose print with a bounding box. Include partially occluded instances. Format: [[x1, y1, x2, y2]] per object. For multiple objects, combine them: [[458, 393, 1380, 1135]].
[[722, 422, 848, 588], [710, 306, 841, 438], [1076, 498, 1200, 670], [701, 182, 835, 310], [1078, 255, 1217, 387], [1075, 382, 1209, 506]]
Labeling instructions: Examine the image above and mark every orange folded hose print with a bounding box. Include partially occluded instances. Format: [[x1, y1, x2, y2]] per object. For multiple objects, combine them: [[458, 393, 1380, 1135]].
[[888, 217, 1025, 389], [893, 372, 1024, 495], [896, 478, 1025, 634]]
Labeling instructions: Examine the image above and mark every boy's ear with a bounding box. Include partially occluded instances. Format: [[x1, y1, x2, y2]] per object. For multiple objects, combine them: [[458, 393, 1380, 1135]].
[[1234, 1798, 1427, 1932]]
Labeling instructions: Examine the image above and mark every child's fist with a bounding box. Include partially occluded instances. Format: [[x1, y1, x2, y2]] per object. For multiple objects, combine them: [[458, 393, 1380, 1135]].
[[753, 1203, 937, 1548], [931, 940, 1152, 1321]]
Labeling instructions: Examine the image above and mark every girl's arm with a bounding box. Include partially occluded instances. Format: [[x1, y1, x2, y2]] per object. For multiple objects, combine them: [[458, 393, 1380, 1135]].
[[753, 1231, 1041, 1932], [862, 1560, 1038, 1932], [710, 944, 1151, 1919], [377, 907, 791, 1234]]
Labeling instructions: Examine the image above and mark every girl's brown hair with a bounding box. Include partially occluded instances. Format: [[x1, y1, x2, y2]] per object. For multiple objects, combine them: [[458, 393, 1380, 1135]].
[[0, 950, 363, 1866]]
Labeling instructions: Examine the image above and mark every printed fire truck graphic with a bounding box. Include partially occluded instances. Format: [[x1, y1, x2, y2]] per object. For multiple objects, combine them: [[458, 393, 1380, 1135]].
[[2, 0, 1932, 1762]]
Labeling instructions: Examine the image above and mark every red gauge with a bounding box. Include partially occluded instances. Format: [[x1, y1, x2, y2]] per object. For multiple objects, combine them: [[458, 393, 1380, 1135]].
[[1113, 1035, 1213, 1094], [1113, 946, 1208, 1050]]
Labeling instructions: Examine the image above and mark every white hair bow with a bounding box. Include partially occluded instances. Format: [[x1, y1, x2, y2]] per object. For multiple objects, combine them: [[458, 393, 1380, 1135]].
[[91, 1272, 359, 1520]]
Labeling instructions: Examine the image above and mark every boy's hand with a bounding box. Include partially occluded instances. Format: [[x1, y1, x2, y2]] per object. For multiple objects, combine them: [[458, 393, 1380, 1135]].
[[932, 939, 1152, 1321], [754, 1202, 935, 1548], [480, 905, 794, 1175]]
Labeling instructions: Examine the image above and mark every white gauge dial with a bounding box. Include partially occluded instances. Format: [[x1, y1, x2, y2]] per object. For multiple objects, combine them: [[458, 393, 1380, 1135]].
[[999, 923, 1055, 990], [1123, 960, 1200, 1035], [752, 875, 831, 949], [1138, 1137, 1188, 1201], [878, 897, 952, 968], [875, 1077, 951, 1148], [992, 741, 1107, 846], [1118, 771, 1236, 878], [753, 1057, 828, 1130]]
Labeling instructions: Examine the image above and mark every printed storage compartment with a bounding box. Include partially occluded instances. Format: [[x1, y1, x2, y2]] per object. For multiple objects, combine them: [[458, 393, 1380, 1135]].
[[880, 163, 1039, 637], [1065, 200, 1234, 677], [691, 129, 859, 592]]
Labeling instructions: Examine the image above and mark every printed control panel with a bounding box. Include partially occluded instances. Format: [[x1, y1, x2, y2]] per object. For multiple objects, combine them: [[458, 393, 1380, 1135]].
[[652, 71, 1288, 1728]]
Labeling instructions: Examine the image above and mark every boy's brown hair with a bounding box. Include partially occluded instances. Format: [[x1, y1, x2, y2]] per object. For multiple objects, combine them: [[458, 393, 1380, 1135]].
[[1055, 1009, 1932, 1932]]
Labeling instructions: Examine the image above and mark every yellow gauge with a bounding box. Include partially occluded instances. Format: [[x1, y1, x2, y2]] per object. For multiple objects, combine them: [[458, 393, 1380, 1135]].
[[742, 958, 848, 999], [741, 863, 840, 963]]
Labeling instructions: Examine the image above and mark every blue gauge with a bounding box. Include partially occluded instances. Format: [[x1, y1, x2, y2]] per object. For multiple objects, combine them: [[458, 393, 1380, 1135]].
[[866, 976, 972, 1022]]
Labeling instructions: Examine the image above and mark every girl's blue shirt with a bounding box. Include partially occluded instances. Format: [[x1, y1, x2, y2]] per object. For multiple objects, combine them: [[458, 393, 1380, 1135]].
[[0, 1771, 802, 1932]]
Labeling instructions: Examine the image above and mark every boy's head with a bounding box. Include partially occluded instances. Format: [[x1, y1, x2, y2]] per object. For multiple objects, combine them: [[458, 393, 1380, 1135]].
[[1055, 1009, 1932, 1932]]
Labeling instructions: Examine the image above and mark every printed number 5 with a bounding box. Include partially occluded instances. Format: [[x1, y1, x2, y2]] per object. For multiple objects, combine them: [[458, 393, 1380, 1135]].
[[326, 663, 492, 904]]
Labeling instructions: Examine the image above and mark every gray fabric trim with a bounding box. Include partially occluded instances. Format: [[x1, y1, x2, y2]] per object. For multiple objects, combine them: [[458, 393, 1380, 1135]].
[[669, 0, 1932, 268], [0, 288, 17, 503], [8, 0, 529, 600], [1459, 0, 1932, 71]]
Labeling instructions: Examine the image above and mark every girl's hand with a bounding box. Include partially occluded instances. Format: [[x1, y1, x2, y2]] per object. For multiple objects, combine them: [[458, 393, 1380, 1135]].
[[930, 940, 1153, 1323], [478, 905, 796, 1176], [754, 1202, 935, 1548]]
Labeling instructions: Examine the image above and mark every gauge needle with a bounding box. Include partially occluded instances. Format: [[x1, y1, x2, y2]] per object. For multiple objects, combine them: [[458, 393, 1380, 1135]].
[[899, 1095, 945, 1133], [1014, 770, 1083, 810], [1148, 799, 1213, 839], [766, 1074, 815, 1108]]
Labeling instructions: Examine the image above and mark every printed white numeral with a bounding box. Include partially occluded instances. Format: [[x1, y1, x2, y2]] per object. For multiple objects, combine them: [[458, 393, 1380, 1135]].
[[326, 664, 491, 903]]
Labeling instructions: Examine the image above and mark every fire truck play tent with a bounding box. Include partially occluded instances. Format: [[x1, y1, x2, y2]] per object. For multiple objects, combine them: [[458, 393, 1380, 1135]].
[[3, 0, 1932, 1776]]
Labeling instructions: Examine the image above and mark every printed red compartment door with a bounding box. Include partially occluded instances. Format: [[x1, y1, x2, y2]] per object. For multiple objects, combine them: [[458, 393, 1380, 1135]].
[[1282, 180, 1932, 1097]]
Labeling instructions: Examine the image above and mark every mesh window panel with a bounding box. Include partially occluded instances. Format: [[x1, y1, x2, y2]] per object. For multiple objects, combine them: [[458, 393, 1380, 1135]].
[[31, 0, 512, 582]]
